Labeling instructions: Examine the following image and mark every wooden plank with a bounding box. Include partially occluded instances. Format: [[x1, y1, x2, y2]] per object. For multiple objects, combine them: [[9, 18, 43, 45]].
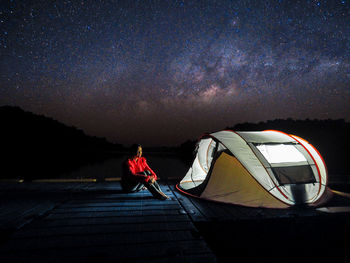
[[0, 182, 92, 191], [53, 204, 180, 212], [171, 185, 269, 222], [2, 230, 199, 250], [0, 240, 216, 263], [71, 193, 153, 199], [13, 221, 195, 238], [0, 181, 218, 262], [131, 253, 217, 263], [61, 200, 179, 207], [69, 197, 176, 203], [181, 193, 325, 222], [29, 214, 191, 227], [70, 190, 175, 200], [170, 185, 207, 222], [45, 209, 183, 219], [65, 199, 178, 205]]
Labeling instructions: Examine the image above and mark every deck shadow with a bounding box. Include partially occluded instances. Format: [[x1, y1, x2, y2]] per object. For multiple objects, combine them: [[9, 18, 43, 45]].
[[195, 213, 350, 263]]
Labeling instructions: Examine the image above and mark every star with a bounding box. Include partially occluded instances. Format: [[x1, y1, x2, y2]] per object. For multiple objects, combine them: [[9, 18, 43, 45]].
[[0, 0, 348, 146]]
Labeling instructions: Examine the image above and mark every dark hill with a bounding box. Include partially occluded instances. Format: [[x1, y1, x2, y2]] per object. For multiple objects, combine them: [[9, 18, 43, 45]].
[[0, 105, 124, 179]]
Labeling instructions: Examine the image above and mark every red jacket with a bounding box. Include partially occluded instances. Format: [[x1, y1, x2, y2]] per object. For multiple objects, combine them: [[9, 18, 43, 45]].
[[127, 156, 157, 183]]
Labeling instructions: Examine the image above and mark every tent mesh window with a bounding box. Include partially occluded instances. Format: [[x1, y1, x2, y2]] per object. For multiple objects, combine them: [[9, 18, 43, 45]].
[[256, 143, 307, 164], [272, 165, 316, 185]]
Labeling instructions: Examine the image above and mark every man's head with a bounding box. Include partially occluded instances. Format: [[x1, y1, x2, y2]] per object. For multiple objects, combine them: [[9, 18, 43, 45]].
[[130, 144, 142, 157], [136, 145, 142, 158]]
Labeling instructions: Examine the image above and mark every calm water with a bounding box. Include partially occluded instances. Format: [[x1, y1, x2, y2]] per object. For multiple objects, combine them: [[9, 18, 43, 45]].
[[59, 154, 189, 182], [56, 153, 348, 188]]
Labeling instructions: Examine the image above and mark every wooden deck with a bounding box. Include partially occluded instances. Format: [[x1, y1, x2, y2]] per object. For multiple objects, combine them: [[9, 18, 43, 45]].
[[1, 180, 350, 262], [171, 183, 350, 222], [170, 182, 350, 263], [0, 182, 216, 263]]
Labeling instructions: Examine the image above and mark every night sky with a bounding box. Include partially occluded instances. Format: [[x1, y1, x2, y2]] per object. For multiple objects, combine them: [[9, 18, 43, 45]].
[[1, 0, 349, 146]]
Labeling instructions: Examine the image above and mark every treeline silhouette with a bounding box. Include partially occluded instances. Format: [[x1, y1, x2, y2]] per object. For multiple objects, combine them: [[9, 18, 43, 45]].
[[1, 106, 348, 179], [0, 106, 125, 179]]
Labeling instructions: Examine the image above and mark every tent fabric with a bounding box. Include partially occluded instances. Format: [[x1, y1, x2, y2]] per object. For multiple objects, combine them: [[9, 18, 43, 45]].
[[236, 131, 296, 144], [291, 135, 327, 186], [200, 152, 289, 208], [180, 138, 216, 188], [178, 130, 329, 208], [210, 131, 278, 195]]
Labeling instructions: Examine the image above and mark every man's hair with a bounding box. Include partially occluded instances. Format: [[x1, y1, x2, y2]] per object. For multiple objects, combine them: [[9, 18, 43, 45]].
[[129, 144, 141, 154]]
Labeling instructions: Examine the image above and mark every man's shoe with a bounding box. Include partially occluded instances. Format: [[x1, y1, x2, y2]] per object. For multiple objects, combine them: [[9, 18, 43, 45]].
[[159, 192, 170, 200]]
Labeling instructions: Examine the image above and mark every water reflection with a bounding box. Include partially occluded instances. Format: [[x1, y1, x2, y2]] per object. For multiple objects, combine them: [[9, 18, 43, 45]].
[[58, 154, 189, 182], [58, 156, 125, 181]]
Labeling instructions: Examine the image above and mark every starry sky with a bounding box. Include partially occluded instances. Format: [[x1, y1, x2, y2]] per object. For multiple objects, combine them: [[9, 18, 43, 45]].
[[1, 0, 349, 146]]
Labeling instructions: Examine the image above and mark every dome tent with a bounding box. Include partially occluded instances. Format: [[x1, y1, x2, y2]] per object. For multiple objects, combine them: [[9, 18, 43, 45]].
[[176, 130, 331, 208]]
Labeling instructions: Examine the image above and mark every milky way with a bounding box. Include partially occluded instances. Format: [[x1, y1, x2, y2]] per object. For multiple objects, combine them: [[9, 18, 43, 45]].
[[1, 0, 349, 146]]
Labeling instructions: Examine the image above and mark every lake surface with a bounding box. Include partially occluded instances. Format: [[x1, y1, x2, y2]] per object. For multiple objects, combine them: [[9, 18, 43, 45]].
[[58, 154, 190, 182], [53, 153, 350, 191]]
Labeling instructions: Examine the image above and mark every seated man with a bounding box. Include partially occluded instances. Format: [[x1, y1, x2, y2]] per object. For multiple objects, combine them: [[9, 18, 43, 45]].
[[121, 144, 169, 200]]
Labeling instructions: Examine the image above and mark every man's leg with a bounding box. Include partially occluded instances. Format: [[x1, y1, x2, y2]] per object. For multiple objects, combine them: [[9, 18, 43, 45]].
[[153, 181, 162, 191], [131, 182, 145, 192], [144, 180, 169, 200], [121, 174, 145, 193], [140, 171, 169, 200]]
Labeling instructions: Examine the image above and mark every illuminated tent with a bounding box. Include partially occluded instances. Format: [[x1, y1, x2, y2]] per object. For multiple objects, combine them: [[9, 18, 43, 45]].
[[176, 130, 331, 208]]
